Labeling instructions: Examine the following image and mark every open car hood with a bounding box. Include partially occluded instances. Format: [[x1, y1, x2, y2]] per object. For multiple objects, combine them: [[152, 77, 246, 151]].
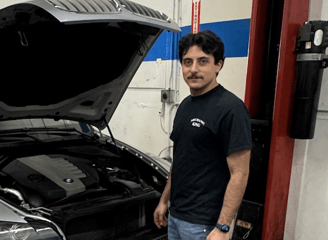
[[0, 0, 180, 130]]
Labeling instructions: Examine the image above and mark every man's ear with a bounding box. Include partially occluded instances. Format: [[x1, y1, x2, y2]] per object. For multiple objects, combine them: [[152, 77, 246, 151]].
[[216, 60, 224, 73]]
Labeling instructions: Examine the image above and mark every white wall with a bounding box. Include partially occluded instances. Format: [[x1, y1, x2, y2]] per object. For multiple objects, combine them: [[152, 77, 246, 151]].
[[284, 0, 328, 239], [0, 0, 29, 8], [108, 0, 181, 157]]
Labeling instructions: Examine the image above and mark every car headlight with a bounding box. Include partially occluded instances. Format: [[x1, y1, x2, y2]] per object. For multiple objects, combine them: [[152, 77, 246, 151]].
[[0, 221, 62, 240]]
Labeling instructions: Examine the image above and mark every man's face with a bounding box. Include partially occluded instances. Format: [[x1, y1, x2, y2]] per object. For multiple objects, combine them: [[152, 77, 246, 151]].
[[181, 45, 223, 96]]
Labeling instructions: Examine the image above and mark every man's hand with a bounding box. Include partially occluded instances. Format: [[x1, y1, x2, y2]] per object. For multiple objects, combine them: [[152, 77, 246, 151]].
[[153, 202, 168, 229], [206, 228, 229, 240]]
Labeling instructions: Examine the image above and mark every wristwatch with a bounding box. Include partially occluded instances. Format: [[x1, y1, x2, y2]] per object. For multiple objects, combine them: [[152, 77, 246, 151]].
[[215, 223, 230, 233]]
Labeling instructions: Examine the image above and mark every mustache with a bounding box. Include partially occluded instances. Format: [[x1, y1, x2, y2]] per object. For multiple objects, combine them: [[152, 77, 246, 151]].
[[187, 74, 203, 79]]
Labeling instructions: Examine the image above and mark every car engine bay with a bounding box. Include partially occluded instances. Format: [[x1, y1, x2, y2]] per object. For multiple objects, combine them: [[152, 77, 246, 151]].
[[0, 143, 168, 240]]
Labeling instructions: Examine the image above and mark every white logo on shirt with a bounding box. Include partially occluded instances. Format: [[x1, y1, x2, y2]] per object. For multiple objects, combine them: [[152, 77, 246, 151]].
[[190, 118, 205, 128]]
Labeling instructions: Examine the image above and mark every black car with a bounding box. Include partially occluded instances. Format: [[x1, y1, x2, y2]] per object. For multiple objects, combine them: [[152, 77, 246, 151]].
[[0, 1, 180, 239]]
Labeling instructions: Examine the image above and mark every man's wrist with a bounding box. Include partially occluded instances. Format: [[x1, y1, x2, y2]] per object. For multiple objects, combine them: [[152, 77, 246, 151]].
[[215, 223, 230, 233], [159, 199, 169, 206]]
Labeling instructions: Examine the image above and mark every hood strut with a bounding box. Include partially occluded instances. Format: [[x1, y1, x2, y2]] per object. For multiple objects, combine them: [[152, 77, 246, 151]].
[[103, 117, 120, 156]]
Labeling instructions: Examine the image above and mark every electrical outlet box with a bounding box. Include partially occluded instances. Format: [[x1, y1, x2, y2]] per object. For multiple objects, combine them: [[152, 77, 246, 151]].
[[161, 89, 176, 103]]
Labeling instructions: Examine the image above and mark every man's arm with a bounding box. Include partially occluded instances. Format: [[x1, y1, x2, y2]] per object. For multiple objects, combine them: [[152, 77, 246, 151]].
[[207, 149, 251, 240], [154, 165, 172, 229], [219, 149, 251, 224]]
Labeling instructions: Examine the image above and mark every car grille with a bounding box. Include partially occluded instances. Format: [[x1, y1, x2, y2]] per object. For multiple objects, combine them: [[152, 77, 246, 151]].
[[52, 197, 167, 240], [118, 0, 169, 21], [64, 211, 168, 240], [46, 0, 120, 13]]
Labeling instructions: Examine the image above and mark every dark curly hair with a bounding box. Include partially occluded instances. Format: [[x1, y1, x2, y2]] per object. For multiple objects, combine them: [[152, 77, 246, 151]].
[[178, 30, 225, 65]]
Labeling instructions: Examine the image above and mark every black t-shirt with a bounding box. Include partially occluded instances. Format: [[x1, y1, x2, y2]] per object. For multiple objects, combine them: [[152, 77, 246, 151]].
[[169, 84, 252, 225]]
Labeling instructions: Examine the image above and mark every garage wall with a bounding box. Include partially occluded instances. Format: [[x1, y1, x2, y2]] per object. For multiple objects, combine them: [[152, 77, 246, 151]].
[[107, 0, 252, 159], [0, 0, 29, 8], [284, 0, 328, 239]]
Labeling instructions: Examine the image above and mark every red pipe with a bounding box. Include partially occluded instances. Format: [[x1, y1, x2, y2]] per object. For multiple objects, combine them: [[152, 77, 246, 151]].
[[244, 0, 269, 118], [261, 0, 309, 239]]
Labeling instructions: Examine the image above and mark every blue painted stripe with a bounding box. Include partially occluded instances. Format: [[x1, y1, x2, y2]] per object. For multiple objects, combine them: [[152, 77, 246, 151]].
[[144, 18, 251, 61]]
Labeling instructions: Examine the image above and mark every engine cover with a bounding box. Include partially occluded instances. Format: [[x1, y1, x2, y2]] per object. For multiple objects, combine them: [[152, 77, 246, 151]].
[[3, 155, 99, 202]]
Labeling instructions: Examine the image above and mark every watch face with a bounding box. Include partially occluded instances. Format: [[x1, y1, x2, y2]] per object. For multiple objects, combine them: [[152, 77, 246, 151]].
[[222, 225, 230, 232], [216, 223, 230, 232]]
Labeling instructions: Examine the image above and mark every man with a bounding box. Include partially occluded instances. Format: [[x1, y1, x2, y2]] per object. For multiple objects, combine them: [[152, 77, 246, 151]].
[[154, 30, 252, 240]]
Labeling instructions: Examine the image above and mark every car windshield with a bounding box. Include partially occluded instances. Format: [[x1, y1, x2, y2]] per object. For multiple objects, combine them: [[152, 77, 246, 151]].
[[0, 119, 94, 136]]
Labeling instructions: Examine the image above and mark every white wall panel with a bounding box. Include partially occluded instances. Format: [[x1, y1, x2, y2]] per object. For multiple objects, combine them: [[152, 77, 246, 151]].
[[106, 59, 179, 158], [129, 60, 170, 89], [321, 0, 328, 20], [180, 0, 191, 27], [200, 0, 252, 23], [129, 0, 176, 22], [284, 139, 307, 240], [292, 114, 328, 240], [286, 116, 328, 240], [0, 0, 29, 8], [218, 57, 248, 100], [178, 0, 252, 27], [318, 0, 328, 110], [319, 70, 328, 111], [108, 87, 174, 158]]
